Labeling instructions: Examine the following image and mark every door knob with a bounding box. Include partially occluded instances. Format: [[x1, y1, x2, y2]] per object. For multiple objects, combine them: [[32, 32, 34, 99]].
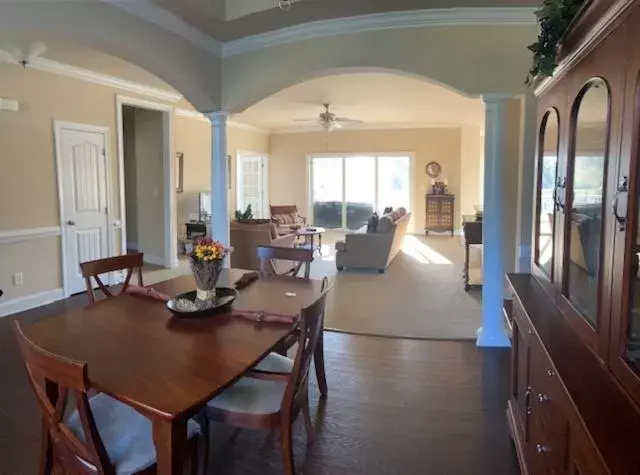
[[66, 220, 76, 226]]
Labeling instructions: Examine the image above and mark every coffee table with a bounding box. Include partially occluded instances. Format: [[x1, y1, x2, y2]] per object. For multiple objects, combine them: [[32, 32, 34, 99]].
[[296, 226, 326, 255]]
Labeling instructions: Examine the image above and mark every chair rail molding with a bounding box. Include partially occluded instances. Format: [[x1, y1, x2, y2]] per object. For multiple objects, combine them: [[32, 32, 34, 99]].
[[0, 226, 62, 246]]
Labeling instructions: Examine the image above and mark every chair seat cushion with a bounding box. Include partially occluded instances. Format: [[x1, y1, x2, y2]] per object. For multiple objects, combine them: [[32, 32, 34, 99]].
[[206, 355, 292, 415], [66, 393, 200, 474], [254, 352, 294, 373]]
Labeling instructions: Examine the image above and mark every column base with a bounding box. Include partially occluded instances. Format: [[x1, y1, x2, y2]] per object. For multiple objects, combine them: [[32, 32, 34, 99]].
[[476, 327, 511, 348]]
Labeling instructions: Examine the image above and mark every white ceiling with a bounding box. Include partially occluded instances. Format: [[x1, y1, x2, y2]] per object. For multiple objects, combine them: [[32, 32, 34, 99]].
[[233, 73, 484, 132]]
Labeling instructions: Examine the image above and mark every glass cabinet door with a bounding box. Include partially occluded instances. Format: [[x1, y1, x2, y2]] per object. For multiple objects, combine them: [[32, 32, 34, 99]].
[[563, 79, 610, 329], [535, 110, 560, 278]]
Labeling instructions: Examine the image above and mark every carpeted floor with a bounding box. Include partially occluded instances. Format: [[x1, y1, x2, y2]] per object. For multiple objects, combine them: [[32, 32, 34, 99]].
[[312, 232, 483, 340], [143, 232, 483, 341]]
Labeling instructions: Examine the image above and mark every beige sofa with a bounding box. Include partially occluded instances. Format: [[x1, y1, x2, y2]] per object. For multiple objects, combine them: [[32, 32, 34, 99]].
[[230, 221, 297, 273], [335, 210, 411, 273]]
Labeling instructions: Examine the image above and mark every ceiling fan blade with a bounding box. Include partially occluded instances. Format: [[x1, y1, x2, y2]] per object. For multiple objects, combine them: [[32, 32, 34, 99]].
[[334, 118, 364, 124], [293, 118, 321, 122]]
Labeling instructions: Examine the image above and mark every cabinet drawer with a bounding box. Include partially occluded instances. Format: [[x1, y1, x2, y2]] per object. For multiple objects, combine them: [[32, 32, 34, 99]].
[[528, 413, 567, 475]]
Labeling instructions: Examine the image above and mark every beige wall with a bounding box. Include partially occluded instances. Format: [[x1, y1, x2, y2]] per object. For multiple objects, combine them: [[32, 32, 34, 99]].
[[459, 126, 484, 216], [174, 117, 270, 228], [0, 63, 265, 302], [132, 108, 166, 260], [269, 128, 464, 233]]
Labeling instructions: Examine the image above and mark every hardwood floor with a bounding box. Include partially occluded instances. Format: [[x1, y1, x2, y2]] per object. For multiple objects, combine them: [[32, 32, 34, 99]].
[[0, 294, 520, 475]]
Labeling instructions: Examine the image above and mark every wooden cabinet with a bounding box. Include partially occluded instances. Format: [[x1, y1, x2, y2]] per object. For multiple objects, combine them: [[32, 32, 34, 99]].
[[424, 194, 455, 236], [513, 3, 640, 474]]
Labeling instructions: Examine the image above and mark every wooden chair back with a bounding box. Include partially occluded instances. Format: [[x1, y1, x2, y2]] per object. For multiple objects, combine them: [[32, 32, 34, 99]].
[[256, 245, 313, 279], [13, 321, 114, 474], [80, 253, 144, 304], [282, 277, 330, 412]]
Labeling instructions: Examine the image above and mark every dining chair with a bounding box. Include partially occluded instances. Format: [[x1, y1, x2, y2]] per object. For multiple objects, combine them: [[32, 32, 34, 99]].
[[80, 252, 144, 304], [13, 321, 201, 475], [201, 279, 331, 475], [256, 245, 314, 279]]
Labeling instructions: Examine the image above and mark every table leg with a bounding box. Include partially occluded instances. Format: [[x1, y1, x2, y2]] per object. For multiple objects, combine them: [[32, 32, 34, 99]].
[[314, 330, 328, 397], [153, 416, 187, 475], [318, 233, 323, 255]]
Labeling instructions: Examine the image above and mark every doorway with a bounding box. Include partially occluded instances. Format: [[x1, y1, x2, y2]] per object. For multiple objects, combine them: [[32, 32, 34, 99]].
[[309, 154, 412, 230], [116, 96, 176, 268], [236, 151, 268, 218], [54, 121, 111, 296]]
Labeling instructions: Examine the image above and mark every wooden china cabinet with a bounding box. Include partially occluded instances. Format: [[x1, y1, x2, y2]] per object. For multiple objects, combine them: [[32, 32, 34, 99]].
[[506, 1, 640, 473]]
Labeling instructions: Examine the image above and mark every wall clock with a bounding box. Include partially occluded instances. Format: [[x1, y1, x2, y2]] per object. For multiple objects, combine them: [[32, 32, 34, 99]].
[[425, 161, 442, 178]]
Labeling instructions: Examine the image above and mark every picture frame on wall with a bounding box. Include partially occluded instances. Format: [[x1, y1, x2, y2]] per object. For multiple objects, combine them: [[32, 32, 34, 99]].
[[175, 152, 184, 193]]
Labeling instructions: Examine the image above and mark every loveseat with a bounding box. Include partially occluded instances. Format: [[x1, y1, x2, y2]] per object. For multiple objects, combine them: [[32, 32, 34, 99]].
[[334, 209, 411, 272]]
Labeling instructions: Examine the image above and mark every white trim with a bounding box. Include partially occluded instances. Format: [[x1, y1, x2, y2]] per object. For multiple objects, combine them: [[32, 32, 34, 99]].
[[116, 95, 177, 270], [0, 227, 62, 245], [175, 108, 270, 134], [175, 108, 210, 122], [0, 50, 181, 103], [54, 121, 114, 297], [103, 0, 223, 56], [222, 7, 537, 56], [0, 289, 65, 318]]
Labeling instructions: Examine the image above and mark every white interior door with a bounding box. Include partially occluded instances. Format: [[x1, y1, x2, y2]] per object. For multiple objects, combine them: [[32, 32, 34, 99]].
[[56, 123, 110, 296], [237, 153, 268, 218]]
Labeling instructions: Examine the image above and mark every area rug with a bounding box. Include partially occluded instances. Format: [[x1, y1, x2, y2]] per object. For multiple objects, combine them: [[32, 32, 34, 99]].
[[313, 233, 483, 340]]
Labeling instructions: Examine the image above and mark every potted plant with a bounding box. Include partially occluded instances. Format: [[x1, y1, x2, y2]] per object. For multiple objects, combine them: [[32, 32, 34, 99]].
[[526, 0, 585, 86], [235, 204, 254, 223]]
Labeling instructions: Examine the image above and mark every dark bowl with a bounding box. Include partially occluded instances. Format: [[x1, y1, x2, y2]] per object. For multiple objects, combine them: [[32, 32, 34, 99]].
[[167, 287, 237, 318]]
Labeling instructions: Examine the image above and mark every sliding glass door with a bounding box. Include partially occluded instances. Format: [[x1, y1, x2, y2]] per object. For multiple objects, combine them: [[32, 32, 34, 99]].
[[309, 154, 411, 230], [311, 157, 344, 229]]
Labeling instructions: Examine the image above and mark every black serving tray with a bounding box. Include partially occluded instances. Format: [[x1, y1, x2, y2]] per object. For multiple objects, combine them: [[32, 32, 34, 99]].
[[166, 287, 237, 318]]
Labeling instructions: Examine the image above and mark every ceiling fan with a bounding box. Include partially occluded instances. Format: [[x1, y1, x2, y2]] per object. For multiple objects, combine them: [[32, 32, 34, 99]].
[[294, 103, 363, 131]]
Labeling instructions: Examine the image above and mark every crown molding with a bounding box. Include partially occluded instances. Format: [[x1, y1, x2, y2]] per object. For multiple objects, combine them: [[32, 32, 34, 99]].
[[103, 0, 223, 56], [175, 108, 269, 134], [0, 50, 182, 103], [222, 7, 537, 57], [271, 122, 468, 134]]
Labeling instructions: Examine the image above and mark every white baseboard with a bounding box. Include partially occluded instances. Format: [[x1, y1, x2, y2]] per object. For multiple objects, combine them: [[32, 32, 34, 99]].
[[144, 254, 167, 267], [0, 288, 65, 318]]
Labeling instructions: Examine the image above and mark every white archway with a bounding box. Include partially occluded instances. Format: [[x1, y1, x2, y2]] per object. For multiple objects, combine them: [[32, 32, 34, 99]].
[[0, 1, 221, 111], [221, 23, 537, 112]]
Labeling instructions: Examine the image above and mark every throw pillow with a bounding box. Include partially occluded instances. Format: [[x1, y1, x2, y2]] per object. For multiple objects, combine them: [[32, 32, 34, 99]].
[[272, 213, 294, 225], [383, 206, 393, 215], [366, 212, 379, 233], [378, 215, 394, 233]]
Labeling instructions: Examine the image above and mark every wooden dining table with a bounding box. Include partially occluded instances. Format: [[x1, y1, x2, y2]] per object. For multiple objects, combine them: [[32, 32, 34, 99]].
[[23, 268, 327, 475]]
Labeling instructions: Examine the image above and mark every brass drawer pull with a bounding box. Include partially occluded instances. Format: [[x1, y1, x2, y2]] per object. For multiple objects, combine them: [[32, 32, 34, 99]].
[[546, 369, 555, 377]]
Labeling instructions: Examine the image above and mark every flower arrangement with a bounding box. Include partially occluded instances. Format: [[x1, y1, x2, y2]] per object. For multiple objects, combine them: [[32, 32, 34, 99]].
[[189, 237, 232, 301]]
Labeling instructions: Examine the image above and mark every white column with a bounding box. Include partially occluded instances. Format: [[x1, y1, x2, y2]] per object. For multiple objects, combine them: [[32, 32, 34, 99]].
[[206, 112, 230, 250], [477, 94, 511, 348]]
